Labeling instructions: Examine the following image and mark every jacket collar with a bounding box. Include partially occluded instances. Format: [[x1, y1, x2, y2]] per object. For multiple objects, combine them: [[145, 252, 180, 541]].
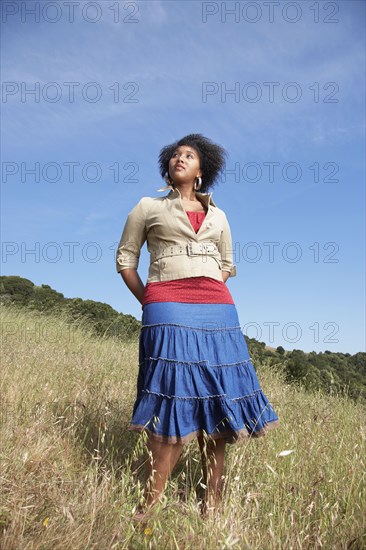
[[165, 186, 217, 208]]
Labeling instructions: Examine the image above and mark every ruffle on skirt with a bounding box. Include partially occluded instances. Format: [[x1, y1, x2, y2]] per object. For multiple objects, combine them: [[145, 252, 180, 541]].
[[128, 302, 279, 444]]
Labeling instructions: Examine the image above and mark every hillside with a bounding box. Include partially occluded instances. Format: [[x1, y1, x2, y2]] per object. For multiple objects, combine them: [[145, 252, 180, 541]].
[[1, 305, 365, 549], [0, 275, 141, 340], [1, 275, 365, 404]]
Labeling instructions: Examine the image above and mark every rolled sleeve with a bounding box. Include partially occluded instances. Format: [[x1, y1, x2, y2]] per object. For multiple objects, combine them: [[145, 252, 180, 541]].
[[116, 198, 148, 273], [218, 213, 237, 277]]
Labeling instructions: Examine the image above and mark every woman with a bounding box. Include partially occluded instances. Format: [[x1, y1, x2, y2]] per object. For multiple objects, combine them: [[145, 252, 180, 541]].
[[116, 134, 279, 517]]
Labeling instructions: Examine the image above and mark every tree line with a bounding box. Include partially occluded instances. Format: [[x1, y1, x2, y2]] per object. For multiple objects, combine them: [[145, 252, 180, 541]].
[[247, 340, 365, 403], [0, 275, 140, 340]]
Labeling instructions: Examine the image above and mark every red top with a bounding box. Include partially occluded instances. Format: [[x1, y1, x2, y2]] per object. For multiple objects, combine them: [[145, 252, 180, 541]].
[[142, 211, 234, 305]]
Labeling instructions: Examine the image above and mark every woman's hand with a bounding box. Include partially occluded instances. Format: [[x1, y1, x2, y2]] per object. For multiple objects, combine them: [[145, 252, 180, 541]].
[[120, 269, 145, 305], [222, 270, 230, 284]]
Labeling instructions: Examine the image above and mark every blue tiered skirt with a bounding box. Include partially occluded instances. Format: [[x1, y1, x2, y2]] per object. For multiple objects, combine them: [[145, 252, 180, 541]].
[[128, 302, 279, 444]]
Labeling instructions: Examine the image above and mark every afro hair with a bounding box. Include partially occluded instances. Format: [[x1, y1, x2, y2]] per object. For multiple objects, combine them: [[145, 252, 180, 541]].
[[158, 133, 228, 193]]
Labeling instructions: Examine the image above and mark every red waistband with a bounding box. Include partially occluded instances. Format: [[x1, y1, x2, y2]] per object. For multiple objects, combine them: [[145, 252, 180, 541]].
[[142, 276, 234, 305]]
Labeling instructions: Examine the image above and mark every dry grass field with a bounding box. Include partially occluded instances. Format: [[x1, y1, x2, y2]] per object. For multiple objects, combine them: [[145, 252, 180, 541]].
[[1, 306, 365, 549]]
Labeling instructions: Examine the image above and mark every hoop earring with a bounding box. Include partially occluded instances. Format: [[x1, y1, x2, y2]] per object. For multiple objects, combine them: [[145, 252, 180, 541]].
[[194, 177, 202, 191]]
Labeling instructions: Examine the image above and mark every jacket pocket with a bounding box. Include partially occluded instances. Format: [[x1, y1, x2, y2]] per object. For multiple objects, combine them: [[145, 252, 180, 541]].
[[213, 256, 222, 269]]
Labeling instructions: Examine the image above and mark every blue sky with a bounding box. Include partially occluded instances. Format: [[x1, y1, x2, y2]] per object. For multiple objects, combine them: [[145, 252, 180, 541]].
[[1, 0, 365, 354]]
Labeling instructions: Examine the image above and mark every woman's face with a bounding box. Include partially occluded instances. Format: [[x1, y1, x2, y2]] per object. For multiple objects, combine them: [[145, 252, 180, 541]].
[[168, 145, 202, 185]]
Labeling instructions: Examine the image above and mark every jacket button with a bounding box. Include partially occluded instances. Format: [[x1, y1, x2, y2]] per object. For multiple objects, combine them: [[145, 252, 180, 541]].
[[162, 261, 166, 269]]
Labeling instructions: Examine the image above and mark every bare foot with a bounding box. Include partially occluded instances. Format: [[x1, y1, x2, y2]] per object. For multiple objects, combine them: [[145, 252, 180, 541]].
[[131, 503, 161, 527], [200, 500, 221, 520], [131, 510, 153, 531], [132, 511, 150, 523]]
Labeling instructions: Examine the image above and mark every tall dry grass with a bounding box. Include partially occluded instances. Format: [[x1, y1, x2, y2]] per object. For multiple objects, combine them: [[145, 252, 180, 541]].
[[1, 305, 365, 549]]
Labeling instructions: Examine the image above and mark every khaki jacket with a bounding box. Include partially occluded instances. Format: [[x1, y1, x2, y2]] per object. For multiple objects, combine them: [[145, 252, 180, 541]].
[[115, 186, 236, 283]]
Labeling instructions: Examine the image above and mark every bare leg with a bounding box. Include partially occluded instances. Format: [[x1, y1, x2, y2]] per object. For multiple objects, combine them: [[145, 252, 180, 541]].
[[142, 433, 184, 510], [198, 434, 226, 515]]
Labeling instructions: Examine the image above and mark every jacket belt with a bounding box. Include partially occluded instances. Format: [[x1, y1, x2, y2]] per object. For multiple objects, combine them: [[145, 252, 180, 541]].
[[150, 241, 219, 264]]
